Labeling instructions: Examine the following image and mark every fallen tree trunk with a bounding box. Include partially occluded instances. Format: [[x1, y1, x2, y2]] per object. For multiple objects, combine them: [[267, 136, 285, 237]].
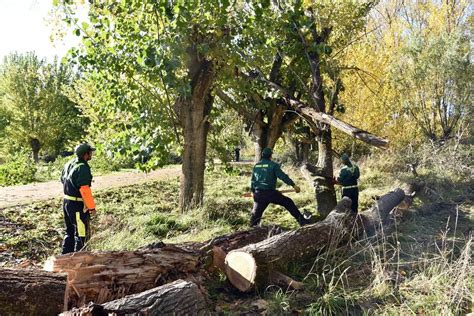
[[0, 268, 68, 315], [61, 280, 209, 316], [44, 225, 283, 307], [225, 198, 354, 292], [225, 187, 415, 292], [358, 182, 423, 236]]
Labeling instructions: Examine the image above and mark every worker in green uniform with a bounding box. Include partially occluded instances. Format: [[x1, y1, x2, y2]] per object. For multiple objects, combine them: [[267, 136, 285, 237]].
[[250, 148, 310, 227], [60, 143, 97, 254], [334, 153, 360, 213]]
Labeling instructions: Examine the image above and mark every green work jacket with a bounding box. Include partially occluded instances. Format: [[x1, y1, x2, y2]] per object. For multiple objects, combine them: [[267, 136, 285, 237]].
[[61, 157, 93, 197], [250, 158, 295, 192], [337, 164, 360, 187]]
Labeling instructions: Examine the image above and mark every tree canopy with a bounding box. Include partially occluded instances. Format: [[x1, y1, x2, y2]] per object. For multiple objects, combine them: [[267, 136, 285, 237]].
[[0, 52, 86, 161]]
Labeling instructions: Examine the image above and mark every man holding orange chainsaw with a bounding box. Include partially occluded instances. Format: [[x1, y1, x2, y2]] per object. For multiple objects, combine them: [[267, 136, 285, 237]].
[[249, 148, 309, 227], [60, 143, 97, 254]]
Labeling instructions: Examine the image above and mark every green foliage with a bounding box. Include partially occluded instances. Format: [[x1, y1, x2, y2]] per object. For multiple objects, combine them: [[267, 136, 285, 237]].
[[0, 52, 86, 160], [391, 31, 472, 141], [207, 104, 248, 165], [266, 288, 293, 314], [57, 0, 248, 171], [0, 151, 37, 186]]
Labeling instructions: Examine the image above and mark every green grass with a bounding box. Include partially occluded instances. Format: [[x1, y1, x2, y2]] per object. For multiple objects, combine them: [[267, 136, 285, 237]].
[[0, 164, 314, 263]]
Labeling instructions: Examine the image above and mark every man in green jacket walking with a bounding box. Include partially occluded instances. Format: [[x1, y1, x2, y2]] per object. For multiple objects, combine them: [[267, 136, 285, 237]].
[[250, 148, 309, 227], [335, 153, 360, 213]]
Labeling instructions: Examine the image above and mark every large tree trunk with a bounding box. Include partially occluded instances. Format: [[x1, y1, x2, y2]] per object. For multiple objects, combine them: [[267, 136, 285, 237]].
[[177, 54, 215, 211], [300, 161, 337, 220], [224, 197, 353, 292], [224, 187, 416, 292], [250, 105, 287, 162], [44, 226, 283, 307], [315, 129, 337, 217], [0, 268, 68, 315], [30, 137, 40, 163], [61, 280, 209, 316]]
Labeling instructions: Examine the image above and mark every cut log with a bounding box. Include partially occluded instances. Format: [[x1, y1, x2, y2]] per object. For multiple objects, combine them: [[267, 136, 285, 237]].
[[225, 186, 420, 292], [44, 245, 203, 307], [225, 197, 354, 292], [0, 268, 68, 315], [61, 280, 209, 316], [358, 188, 406, 236], [44, 226, 284, 307], [200, 225, 283, 273]]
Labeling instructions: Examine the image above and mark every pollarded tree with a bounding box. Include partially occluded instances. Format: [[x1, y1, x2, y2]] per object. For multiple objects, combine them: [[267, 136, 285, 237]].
[[57, 0, 250, 211], [0, 52, 85, 162]]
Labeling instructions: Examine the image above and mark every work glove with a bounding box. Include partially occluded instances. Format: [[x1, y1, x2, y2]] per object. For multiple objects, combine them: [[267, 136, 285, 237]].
[[293, 185, 301, 193], [87, 208, 96, 216]]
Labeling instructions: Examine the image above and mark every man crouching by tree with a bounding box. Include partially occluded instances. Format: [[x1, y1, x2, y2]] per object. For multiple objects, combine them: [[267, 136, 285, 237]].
[[334, 153, 360, 213], [60, 143, 96, 254], [250, 148, 310, 227]]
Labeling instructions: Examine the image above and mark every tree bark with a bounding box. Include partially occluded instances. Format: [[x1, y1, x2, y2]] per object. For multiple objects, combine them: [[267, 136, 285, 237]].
[[300, 160, 336, 219], [60, 280, 209, 316], [224, 186, 418, 292], [315, 129, 337, 217], [300, 138, 336, 218], [177, 53, 215, 211], [358, 184, 423, 236], [30, 137, 40, 163], [248, 104, 289, 162], [295, 142, 311, 165], [0, 268, 68, 315]]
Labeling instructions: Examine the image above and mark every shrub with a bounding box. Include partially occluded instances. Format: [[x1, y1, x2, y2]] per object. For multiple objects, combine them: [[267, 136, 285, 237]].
[[0, 152, 37, 186]]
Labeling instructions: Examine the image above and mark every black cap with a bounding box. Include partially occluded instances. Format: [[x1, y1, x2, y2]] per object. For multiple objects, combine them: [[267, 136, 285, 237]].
[[75, 143, 96, 157], [262, 147, 272, 158]]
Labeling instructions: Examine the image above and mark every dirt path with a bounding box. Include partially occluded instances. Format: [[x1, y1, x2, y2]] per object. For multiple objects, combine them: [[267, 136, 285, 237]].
[[0, 167, 181, 209]]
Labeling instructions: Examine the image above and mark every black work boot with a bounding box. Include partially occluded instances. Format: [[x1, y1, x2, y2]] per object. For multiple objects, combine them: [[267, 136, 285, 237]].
[[298, 210, 313, 227]]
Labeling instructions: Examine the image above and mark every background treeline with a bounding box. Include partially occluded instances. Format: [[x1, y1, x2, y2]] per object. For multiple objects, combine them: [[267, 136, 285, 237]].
[[0, 0, 471, 188]]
